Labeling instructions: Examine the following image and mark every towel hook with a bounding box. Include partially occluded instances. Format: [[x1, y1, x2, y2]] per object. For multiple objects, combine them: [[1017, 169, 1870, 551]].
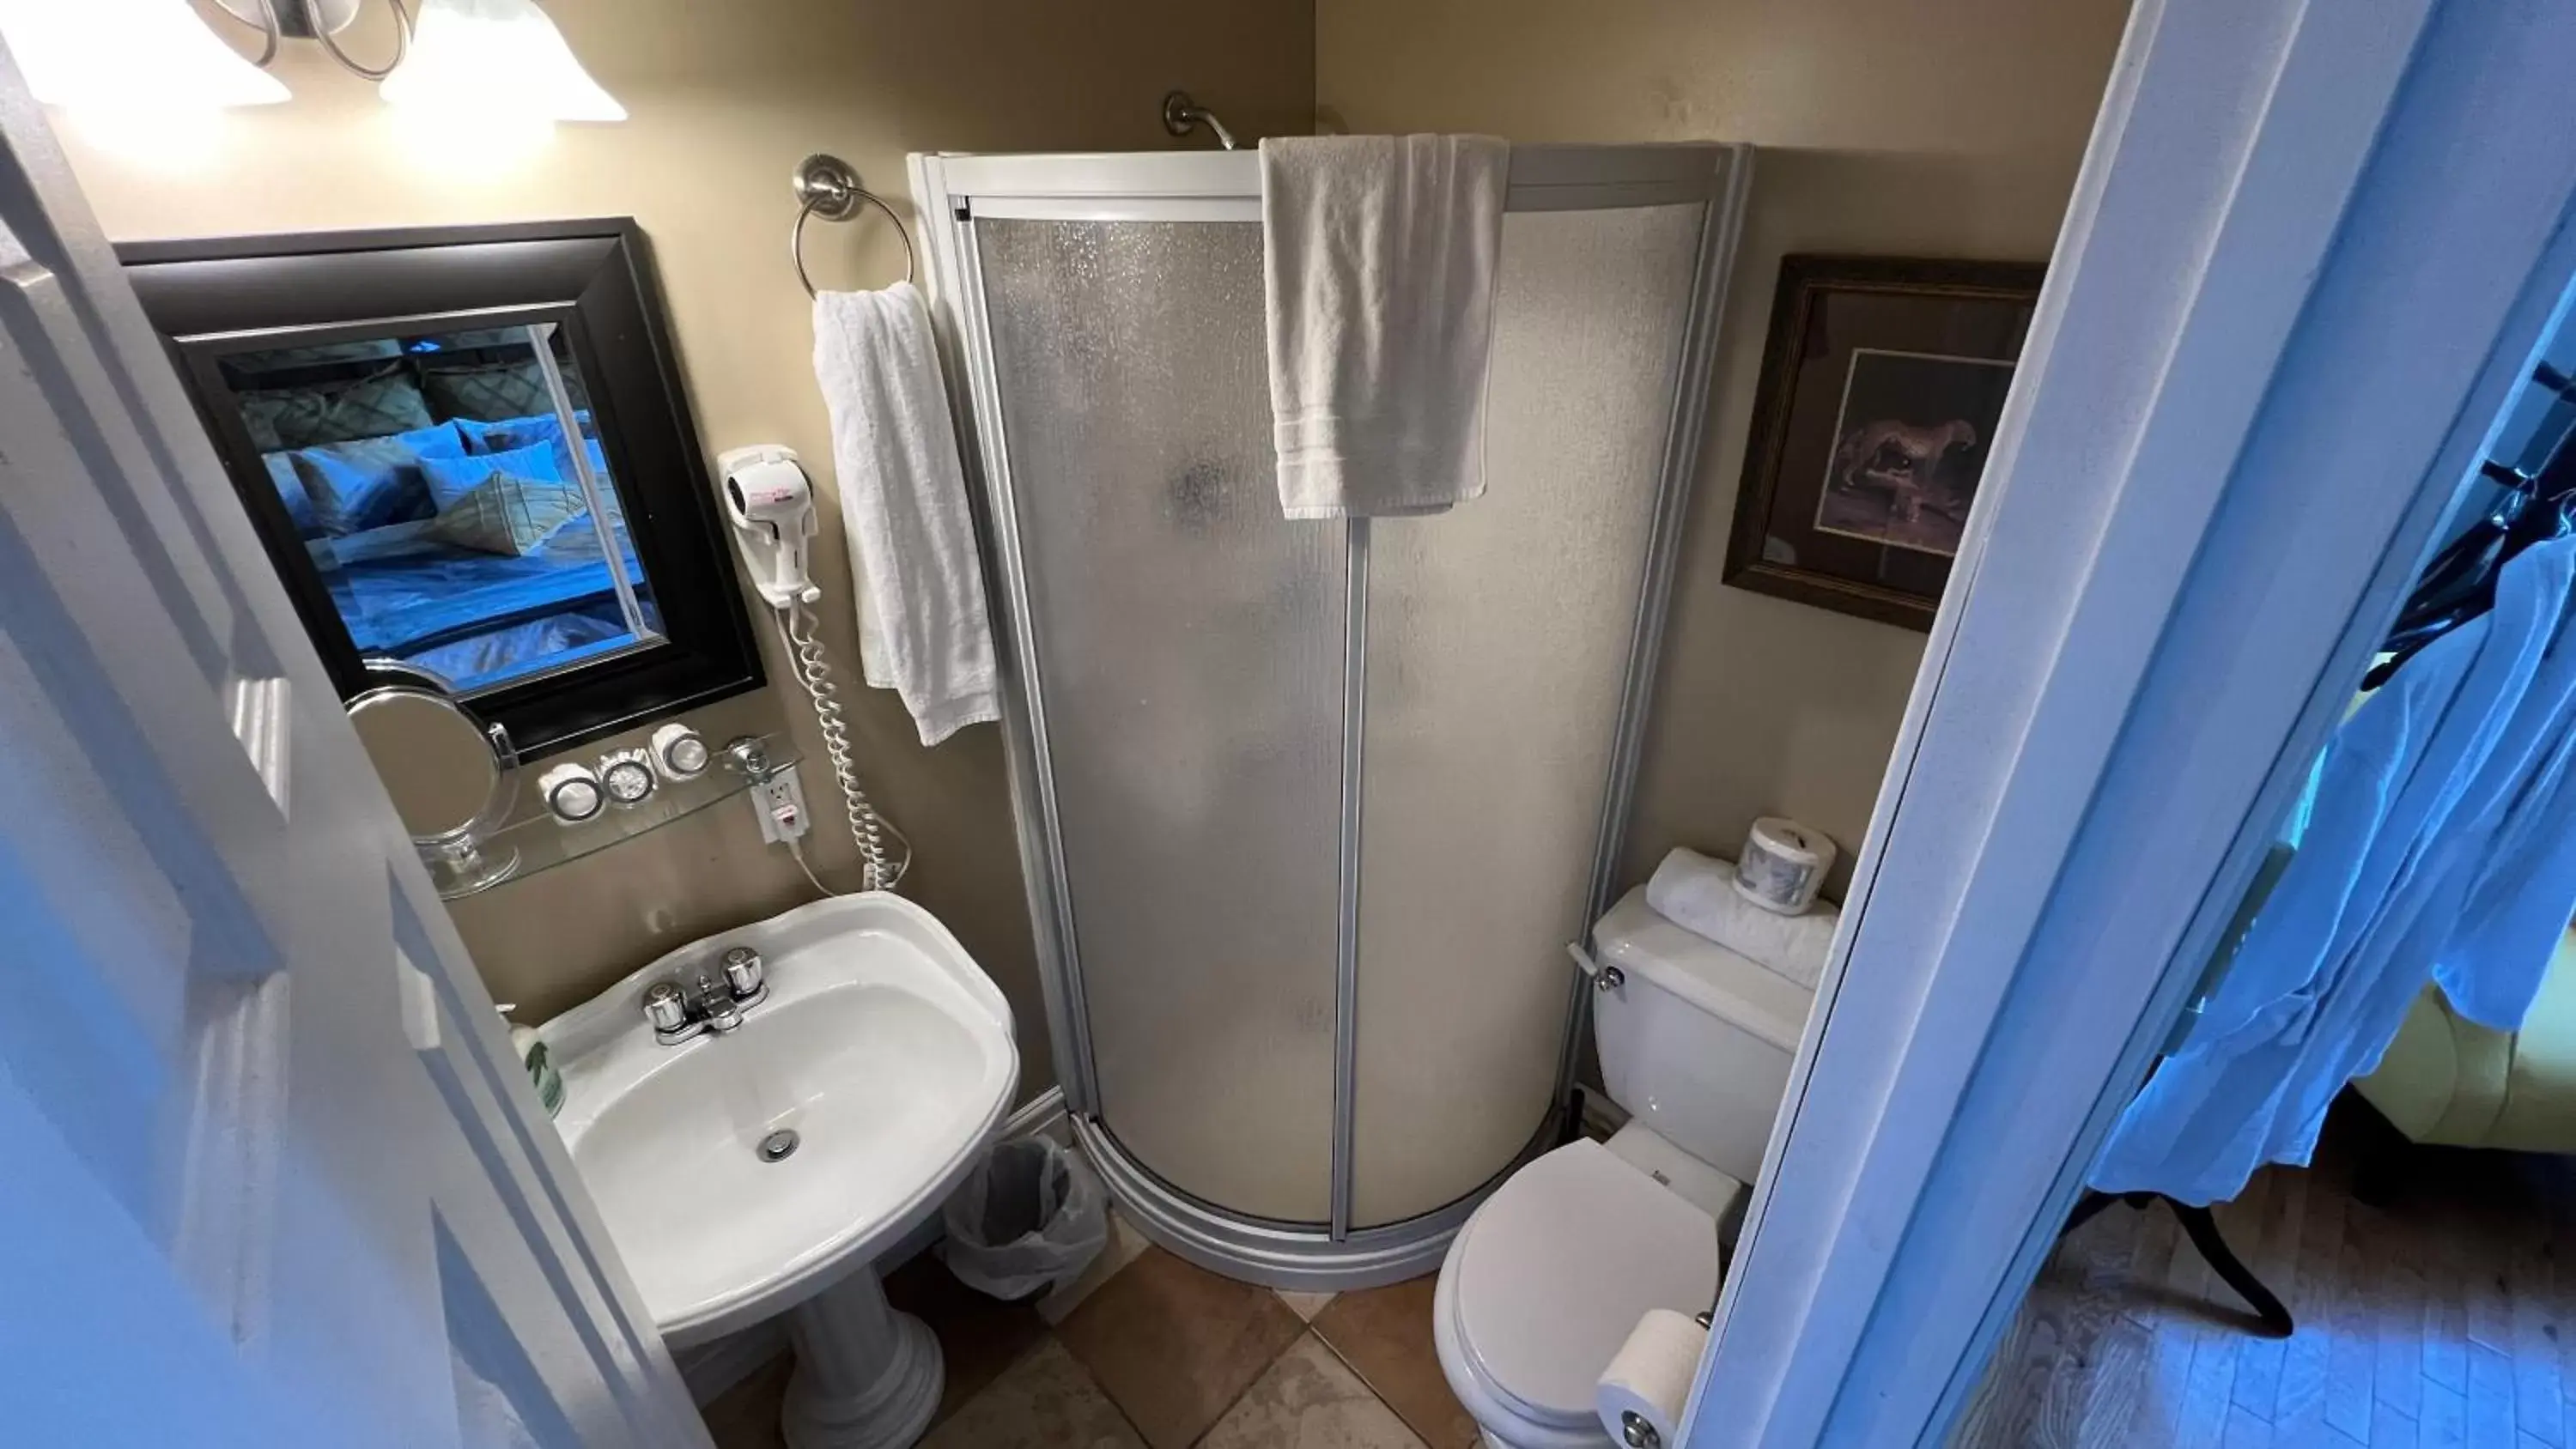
[[791, 153, 915, 299]]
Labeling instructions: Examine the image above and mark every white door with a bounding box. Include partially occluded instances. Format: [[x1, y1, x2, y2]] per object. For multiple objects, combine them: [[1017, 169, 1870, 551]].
[[1693, 0, 2576, 1444], [0, 70, 704, 1448]]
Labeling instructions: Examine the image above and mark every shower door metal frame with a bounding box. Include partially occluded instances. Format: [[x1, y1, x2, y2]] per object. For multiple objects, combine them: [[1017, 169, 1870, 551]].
[[911, 143, 1751, 1288]]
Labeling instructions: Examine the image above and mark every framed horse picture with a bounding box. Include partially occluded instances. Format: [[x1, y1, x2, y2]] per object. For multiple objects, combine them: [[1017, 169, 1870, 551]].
[[1722, 254, 2045, 631]]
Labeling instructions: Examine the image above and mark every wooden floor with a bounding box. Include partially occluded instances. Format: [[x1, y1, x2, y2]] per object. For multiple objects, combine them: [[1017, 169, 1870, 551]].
[[1953, 1106, 2576, 1448]]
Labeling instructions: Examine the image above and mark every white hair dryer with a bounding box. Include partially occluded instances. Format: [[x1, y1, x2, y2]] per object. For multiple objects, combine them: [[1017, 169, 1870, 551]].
[[713, 442, 908, 894], [717, 444, 823, 608]]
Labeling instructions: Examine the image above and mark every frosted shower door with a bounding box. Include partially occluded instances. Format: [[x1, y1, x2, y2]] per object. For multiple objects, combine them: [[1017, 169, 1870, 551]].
[[1352, 205, 1710, 1228], [976, 221, 1345, 1224]]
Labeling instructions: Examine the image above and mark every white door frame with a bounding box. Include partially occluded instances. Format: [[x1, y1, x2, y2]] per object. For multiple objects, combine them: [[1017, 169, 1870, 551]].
[[1693, 0, 2576, 1443]]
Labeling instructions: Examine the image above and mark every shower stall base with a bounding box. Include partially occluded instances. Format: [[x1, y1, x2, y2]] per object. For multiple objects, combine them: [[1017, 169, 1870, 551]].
[[1072, 1104, 1563, 1293], [913, 143, 1750, 1288]]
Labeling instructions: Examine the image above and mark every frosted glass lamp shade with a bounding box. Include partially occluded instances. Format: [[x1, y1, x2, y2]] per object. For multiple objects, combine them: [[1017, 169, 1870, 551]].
[[379, 0, 625, 122], [0, 0, 289, 109]]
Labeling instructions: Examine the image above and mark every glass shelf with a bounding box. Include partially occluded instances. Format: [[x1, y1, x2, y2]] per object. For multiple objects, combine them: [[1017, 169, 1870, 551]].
[[428, 734, 797, 900]]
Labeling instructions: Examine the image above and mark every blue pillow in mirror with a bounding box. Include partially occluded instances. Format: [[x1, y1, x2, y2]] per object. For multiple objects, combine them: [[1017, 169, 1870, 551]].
[[238, 371, 435, 452], [291, 433, 455, 535], [398, 420, 470, 459], [421, 440, 562, 512], [458, 411, 611, 483], [423, 359, 562, 422], [457, 409, 592, 450]]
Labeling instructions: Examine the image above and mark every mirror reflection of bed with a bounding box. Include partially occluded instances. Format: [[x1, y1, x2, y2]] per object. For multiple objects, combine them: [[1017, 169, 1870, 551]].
[[222, 321, 662, 695], [122, 219, 763, 757]]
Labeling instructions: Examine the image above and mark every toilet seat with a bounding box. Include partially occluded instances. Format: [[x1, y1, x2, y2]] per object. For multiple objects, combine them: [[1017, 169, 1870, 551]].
[[1440, 1139, 1720, 1440]]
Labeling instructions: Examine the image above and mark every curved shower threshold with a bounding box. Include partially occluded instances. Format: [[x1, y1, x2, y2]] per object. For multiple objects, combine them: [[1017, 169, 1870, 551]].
[[1072, 1109, 1561, 1293]]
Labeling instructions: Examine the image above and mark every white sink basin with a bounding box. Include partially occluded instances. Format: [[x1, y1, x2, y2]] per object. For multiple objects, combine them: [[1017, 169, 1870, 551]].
[[544, 893, 1017, 1446]]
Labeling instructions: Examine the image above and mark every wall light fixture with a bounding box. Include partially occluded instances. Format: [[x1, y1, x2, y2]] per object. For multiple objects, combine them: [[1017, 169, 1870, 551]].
[[0, 0, 623, 120], [0, 0, 288, 111], [378, 0, 623, 122]]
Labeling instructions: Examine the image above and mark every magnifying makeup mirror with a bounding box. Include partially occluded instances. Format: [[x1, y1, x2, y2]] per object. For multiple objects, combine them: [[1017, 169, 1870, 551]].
[[346, 662, 520, 895]]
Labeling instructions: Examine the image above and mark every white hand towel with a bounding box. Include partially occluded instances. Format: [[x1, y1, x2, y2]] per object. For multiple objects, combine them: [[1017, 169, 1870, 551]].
[[1259, 133, 1510, 519], [812, 282, 998, 746], [1645, 847, 1839, 990]]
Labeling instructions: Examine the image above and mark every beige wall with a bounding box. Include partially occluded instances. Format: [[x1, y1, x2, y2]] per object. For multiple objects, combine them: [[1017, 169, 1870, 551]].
[[60, 0, 2119, 1100], [1320, 0, 2129, 897], [60, 0, 1315, 1097]]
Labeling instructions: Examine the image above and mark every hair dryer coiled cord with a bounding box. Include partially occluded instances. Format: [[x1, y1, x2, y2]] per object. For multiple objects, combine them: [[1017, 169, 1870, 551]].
[[775, 602, 908, 893]]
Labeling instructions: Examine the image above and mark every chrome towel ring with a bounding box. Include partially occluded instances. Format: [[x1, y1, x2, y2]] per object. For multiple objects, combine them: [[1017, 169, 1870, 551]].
[[791, 153, 915, 299]]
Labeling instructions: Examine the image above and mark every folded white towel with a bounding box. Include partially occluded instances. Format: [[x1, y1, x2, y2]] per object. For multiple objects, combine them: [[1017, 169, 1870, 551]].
[[1259, 133, 1510, 519], [812, 282, 998, 746], [1645, 847, 1838, 990]]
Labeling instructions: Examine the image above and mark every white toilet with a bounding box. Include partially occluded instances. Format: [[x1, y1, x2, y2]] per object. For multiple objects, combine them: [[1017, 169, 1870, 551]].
[[1432, 886, 1818, 1448]]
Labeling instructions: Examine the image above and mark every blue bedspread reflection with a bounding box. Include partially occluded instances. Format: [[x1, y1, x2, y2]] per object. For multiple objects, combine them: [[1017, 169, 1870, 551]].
[[320, 516, 656, 689], [405, 608, 638, 693]]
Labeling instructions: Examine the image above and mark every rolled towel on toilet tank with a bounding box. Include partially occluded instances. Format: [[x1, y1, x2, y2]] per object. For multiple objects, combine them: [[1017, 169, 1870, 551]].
[[1644, 846, 1838, 990]]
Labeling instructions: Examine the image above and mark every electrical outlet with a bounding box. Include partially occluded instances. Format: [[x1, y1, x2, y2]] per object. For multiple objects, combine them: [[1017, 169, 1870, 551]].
[[750, 763, 810, 844]]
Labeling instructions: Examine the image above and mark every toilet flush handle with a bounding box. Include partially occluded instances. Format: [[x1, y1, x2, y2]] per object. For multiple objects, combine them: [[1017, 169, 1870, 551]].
[[1565, 939, 1625, 992]]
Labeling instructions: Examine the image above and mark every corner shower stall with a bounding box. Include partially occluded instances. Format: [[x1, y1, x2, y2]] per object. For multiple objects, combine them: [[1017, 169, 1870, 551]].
[[912, 144, 1748, 1287]]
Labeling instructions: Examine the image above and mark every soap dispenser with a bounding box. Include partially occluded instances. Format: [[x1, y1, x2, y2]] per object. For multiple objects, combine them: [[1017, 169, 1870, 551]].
[[496, 1007, 566, 1118]]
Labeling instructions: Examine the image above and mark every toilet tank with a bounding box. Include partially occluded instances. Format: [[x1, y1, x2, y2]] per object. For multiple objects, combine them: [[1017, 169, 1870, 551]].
[[1589, 888, 1818, 1185]]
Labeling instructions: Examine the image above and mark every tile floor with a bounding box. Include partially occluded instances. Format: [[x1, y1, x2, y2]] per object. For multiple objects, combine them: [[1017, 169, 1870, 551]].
[[701, 1210, 1481, 1449]]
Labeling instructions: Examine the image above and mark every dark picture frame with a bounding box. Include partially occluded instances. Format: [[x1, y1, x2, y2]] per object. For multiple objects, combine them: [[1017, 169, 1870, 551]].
[[1721, 254, 2045, 631], [120, 219, 762, 755]]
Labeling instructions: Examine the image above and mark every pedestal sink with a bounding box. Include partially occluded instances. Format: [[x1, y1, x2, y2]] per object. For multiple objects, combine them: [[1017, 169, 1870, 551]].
[[543, 894, 1018, 1448]]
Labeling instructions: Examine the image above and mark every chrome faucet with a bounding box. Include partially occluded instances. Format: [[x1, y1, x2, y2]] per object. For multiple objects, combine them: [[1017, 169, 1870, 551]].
[[694, 968, 745, 1034], [643, 947, 769, 1046]]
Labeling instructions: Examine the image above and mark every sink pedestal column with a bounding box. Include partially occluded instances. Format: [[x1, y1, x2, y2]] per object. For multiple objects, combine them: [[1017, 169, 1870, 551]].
[[780, 1265, 944, 1449]]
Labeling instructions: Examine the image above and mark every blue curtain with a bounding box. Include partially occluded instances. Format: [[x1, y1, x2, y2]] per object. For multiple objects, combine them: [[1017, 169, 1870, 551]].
[[2091, 534, 2576, 1205]]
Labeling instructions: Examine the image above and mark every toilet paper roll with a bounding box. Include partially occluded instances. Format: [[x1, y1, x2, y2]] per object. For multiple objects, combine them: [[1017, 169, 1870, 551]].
[[1596, 1308, 1707, 1448], [1732, 816, 1835, 916]]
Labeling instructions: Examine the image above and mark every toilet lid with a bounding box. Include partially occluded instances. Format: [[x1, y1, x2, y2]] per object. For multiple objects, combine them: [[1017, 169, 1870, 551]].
[[1451, 1139, 1721, 1428]]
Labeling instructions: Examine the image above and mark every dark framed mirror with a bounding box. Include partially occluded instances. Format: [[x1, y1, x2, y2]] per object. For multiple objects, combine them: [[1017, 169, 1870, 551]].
[[121, 219, 762, 755]]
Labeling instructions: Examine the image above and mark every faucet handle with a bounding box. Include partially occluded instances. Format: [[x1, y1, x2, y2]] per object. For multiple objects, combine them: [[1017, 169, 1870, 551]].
[[643, 981, 688, 1035], [721, 946, 767, 1000]]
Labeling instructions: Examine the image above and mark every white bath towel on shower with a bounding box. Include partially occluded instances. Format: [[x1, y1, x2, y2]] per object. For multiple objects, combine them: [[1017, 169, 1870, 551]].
[[813, 282, 998, 746], [1260, 133, 1510, 519]]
